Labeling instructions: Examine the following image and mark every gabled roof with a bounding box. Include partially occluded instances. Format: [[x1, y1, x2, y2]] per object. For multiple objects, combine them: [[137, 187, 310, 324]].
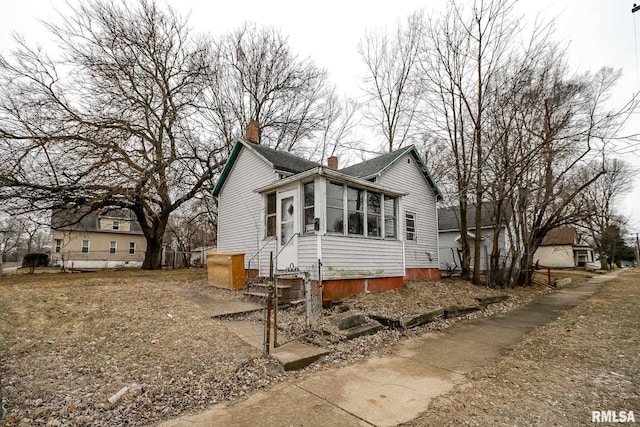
[[540, 227, 578, 246], [213, 140, 442, 200], [213, 139, 320, 197], [51, 207, 142, 233], [248, 141, 320, 174], [339, 145, 442, 200], [438, 204, 510, 232]]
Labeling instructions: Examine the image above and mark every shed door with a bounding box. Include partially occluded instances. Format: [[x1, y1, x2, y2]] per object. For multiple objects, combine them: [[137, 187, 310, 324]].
[[277, 189, 298, 270]]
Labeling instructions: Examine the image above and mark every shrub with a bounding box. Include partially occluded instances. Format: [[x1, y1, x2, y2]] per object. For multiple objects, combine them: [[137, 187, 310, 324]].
[[22, 253, 50, 268]]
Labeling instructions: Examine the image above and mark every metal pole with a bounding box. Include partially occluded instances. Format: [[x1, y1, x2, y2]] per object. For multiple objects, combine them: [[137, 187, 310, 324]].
[[264, 285, 272, 355], [273, 274, 278, 347]]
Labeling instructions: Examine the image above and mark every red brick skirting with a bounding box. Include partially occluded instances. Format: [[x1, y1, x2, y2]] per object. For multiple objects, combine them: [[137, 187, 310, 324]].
[[322, 276, 404, 302], [404, 268, 441, 281]]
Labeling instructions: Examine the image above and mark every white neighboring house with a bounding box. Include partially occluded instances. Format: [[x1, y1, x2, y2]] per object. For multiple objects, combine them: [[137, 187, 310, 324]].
[[438, 205, 510, 272], [213, 123, 443, 302], [534, 227, 594, 268], [51, 207, 147, 269]]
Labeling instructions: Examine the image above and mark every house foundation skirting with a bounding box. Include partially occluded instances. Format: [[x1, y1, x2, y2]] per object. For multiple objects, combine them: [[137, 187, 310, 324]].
[[245, 269, 259, 279], [321, 276, 403, 302], [404, 268, 441, 281]]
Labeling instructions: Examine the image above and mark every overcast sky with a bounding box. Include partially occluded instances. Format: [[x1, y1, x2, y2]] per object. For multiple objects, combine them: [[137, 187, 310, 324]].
[[1, 0, 639, 232]]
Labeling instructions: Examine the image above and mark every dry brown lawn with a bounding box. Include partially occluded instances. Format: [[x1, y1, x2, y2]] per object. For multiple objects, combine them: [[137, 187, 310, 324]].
[[0, 269, 280, 426], [0, 267, 597, 426]]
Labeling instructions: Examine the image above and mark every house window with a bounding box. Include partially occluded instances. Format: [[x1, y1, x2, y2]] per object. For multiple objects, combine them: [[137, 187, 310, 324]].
[[265, 192, 276, 237], [112, 220, 120, 230], [405, 212, 416, 241], [109, 241, 117, 254], [384, 196, 397, 238], [326, 182, 344, 233], [303, 181, 315, 234], [347, 187, 364, 235], [81, 240, 90, 253], [129, 242, 136, 254], [367, 192, 381, 237], [54, 239, 62, 253]]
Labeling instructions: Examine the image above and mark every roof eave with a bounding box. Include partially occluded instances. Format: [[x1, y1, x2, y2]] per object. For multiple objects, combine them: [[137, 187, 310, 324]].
[[254, 167, 408, 197]]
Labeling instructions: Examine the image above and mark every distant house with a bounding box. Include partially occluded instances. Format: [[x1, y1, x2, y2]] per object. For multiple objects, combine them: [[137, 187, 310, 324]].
[[51, 207, 147, 269], [534, 227, 594, 268], [213, 122, 443, 301], [437, 205, 511, 272]]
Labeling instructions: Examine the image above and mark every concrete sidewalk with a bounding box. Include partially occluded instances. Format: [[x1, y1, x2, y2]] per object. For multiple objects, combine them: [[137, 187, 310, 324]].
[[159, 271, 620, 427]]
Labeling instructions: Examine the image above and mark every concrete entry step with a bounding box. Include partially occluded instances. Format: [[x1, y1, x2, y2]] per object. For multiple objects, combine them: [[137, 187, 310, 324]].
[[271, 341, 329, 371]]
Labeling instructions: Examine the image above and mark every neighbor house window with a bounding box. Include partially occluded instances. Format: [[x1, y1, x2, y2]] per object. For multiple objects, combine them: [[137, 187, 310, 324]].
[[384, 196, 397, 238], [129, 242, 136, 254], [367, 192, 381, 238], [405, 212, 416, 241], [55, 239, 62, 253], [326, 182, 344, 233], [265, 192, 276, 237], [303, 181, 315, 234], [109, 241, 117, 254], [81, 240, 90, 253], [347, 187, 364, 235], [112, 220, 120, 230]]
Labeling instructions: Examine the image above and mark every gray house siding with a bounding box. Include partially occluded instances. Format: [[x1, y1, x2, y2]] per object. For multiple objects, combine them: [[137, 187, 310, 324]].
[[438, 227, 507, 271], [217, 148, 276, 269], [298, 236, 319, 280], [377, 155, 439, 270], [320, 236, 404, 280]]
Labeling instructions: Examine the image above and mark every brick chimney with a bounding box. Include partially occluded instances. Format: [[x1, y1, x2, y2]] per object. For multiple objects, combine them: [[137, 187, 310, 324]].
[[327, 156, 338, 170], [245, 119, 260, 144]]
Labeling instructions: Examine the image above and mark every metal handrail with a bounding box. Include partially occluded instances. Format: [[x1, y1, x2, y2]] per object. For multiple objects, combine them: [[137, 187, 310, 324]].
[[246, 235, 276, 266], [273, 232, 300, 262]]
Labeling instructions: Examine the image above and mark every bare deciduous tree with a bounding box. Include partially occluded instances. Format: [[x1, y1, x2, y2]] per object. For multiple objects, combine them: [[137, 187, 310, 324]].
[[359, 11, 424, 152], [420, 0, 519, 283], [576, 159, 636, 269], [0, 0, 218, 269], [205, 23, 333, 157]]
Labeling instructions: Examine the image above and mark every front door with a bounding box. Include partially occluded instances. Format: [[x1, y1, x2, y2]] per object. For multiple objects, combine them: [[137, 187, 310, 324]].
[[277, 189, 298, 270]]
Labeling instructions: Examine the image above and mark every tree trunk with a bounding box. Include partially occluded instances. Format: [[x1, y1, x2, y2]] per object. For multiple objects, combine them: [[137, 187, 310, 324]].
[[458, 199, 471, 280], [142, 236, 163, 270], [517, 250, 534, 286]]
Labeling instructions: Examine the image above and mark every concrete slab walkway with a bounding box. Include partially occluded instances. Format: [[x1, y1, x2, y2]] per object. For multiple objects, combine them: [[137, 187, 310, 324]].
[[159, 271, 620, 427]]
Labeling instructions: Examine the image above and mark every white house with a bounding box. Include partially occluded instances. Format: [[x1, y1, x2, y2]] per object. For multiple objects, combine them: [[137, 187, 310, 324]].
[[534, 227, 594, 268], [438, 205, 510, 272], [213, 122, 443, 301]]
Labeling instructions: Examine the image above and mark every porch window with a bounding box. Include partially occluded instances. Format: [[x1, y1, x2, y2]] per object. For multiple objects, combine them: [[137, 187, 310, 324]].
[[405, 212, 416, 241], [129, 242, 136, 254], [55, 239, 62, 253], [109, 241, 117, 254], [265, 192, 276, 237], [367, 192, 381, 237], [81, 240, 90, 253], [347, 187, 364, 235], [303, 181, 315, 234], [384, 196, 396, 238], [326, 182, 344, 233]]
